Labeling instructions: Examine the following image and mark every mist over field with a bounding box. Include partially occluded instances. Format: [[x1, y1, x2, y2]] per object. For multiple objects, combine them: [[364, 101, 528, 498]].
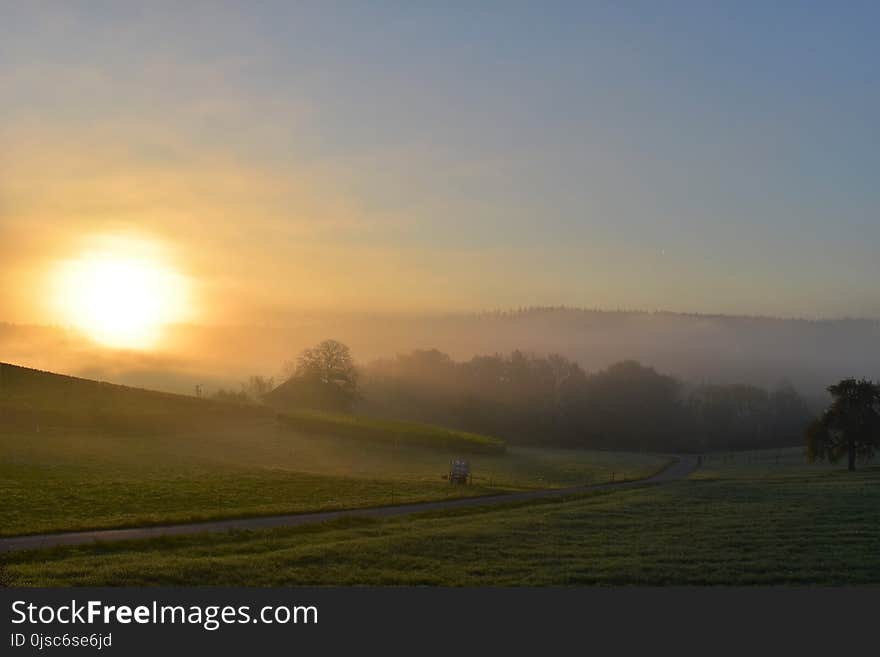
[[5, 2, 880, 601], [4, 307, 878, 397]]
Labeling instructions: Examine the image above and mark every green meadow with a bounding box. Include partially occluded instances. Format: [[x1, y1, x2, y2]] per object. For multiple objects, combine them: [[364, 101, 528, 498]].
[[6, 461, 879, 586], [276, 409, 505, 454], [6, 362, 876, 588], [0, 363, 666, 536], [0, 424, 664, 537]]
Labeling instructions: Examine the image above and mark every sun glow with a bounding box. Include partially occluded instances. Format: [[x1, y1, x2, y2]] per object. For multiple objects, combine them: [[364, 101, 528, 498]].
[[51, 238, 191, 349]]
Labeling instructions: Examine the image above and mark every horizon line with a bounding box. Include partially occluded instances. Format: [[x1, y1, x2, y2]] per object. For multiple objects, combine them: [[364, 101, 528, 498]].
[[3, 305, 880, 330]]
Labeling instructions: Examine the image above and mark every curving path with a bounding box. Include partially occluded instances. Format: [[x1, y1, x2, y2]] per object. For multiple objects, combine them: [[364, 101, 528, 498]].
[[0, 456, 698, 553]]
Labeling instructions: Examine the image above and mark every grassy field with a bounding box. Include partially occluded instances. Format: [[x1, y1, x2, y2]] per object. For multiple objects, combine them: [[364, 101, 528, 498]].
[[0, 363, 667, 536], [277, 409, 505, 454], [9, 361, 871, 588], [6, 461, 879, 586], [0, 425, 665, 536], [693, 446, 879, 478]]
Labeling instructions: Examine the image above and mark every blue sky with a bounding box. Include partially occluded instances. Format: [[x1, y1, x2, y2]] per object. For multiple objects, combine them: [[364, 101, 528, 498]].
[[2, 2, 878, 320]]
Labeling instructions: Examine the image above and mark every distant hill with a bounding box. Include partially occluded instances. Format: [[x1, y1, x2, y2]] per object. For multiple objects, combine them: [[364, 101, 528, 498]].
[[3, 308, 879, 395], [452, 309, 880, 395]]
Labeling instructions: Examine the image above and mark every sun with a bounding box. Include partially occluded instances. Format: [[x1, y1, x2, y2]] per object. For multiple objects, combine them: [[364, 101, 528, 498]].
[[51, 238, 190, 349]]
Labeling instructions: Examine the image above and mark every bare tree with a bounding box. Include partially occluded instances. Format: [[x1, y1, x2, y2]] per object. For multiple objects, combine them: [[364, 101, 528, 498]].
[[291, 339, 359, 398], [243, 375, 275, 400], [265, 340, 360, 412]]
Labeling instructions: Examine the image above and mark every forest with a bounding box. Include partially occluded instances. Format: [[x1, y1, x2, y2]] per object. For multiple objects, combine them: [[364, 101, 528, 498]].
[[358, 348, 817, 453]]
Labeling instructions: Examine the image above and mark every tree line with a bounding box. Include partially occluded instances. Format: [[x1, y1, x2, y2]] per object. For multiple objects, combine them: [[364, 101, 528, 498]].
[[216, 339, 878, 464], [358, 348, 817, 453]]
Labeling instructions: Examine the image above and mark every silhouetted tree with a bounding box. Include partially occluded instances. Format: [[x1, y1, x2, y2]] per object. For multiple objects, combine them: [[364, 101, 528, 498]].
[[806, 378, 880, 471], [768, 384, 812, 444], [266, 340, 360, 413], [293, 340, 358, 395], [689, 384, 768, 450], [579, 360, 685, 450]]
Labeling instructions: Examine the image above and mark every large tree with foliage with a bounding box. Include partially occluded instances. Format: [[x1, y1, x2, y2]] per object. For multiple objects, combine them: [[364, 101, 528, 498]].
[[806, 378, 880, 471]]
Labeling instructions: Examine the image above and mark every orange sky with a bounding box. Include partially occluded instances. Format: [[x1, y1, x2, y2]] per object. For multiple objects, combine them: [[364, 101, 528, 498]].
[[3, 3, 879, 332]]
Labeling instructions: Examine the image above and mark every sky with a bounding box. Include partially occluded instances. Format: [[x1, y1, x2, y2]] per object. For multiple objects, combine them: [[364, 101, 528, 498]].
[[2, 1, 879, 325]]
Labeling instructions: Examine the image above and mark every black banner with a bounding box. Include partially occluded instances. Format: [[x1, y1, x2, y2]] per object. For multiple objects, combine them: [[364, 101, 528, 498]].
[[1, 588, 876, 655]]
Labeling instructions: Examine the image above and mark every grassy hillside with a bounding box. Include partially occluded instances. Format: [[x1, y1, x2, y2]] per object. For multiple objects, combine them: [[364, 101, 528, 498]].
[[0, 362, 666, 536], [0, 362, 502, 453], [276, 409, 505, 455], [0, 362, 267, 435], [8, 460, 878, 586]]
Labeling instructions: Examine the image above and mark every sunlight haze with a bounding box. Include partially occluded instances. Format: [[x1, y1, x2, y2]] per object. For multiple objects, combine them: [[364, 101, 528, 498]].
[[48, 234, 193, 348], [2, 2, 879, 329]]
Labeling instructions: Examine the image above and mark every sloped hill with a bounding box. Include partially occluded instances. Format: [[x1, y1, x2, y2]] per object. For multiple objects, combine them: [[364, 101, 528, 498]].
[[276, 409, 505, 455], [0, 362, 267, 434], [0, 362, 505, 453]]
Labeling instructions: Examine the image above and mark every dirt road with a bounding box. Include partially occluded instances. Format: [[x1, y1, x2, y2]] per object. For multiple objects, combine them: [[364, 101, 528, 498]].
[[0, 456, 697, 553]]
